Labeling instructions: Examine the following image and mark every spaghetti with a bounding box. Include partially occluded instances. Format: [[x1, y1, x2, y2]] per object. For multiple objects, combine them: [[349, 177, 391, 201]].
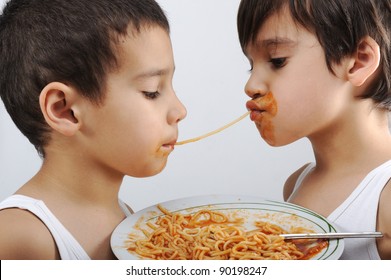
[[126, 205, 327, 260], [175, 111, 250, 145]]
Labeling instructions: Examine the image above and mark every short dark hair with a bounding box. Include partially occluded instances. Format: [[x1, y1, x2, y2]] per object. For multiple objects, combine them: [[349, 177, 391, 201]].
[[0, 0, 169, 156], [237, 0, 391, 110]]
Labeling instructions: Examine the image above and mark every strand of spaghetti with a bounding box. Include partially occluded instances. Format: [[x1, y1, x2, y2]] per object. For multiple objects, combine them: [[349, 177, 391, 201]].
[[175, 111, 250, 145]]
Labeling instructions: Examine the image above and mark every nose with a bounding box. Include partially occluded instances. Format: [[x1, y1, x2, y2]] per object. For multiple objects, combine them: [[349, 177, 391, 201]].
[[169, 93, 187, 124], [244, 71, 268, 99], [176, 100, 187, 123]]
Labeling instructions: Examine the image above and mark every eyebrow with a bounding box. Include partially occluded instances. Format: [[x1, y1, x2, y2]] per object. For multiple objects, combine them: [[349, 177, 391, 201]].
[[255, 37, 297, 49], [135, 67, 174, 80]]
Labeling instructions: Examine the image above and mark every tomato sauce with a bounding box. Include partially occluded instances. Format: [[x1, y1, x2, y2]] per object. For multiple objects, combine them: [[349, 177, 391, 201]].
[[292, 239, 329, 260], [254, 92, 278, 145]]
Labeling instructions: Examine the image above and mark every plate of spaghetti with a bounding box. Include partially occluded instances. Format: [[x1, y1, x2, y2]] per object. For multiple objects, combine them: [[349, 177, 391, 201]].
[[111, 195, 344, 260]]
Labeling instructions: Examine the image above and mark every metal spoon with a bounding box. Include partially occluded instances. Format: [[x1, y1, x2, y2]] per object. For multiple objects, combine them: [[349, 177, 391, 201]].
[[280, 232, 383, 240]]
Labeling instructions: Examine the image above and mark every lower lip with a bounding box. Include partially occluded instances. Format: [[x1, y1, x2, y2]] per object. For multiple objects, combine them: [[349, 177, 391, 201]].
[[250, 110, 265, 121], [162, 144, 175, 151]]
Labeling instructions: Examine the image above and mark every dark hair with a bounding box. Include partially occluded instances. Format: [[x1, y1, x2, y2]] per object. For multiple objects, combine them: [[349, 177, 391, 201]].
[[237, 0, 391, 110], [0, 0, 169, 157]]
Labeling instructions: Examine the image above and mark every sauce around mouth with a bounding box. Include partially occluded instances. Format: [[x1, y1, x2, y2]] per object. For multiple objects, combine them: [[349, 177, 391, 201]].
[[252, 92, 278, 145]]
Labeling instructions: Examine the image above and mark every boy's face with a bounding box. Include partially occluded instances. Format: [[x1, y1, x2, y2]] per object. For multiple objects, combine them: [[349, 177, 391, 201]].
[[80, 26, 186, 178], [244, 8, 350, 146]]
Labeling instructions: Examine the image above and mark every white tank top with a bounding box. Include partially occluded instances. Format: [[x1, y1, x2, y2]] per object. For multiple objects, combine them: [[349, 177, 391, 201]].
[[288, 159, 391, 260], [0, 194, 133, 260]]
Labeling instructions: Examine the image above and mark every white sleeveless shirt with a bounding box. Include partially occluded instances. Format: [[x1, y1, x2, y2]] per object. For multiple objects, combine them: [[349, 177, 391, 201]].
[[0, 194, 133, 260], [288, 160, 391, 260]]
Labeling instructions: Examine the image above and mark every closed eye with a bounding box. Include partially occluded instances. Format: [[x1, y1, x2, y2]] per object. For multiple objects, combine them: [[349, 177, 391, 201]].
[[142, 91, 160, 99], [269, 57, 287, 69]]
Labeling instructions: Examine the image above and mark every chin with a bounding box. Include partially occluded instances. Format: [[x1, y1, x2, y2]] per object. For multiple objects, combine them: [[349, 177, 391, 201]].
[[264, 139, 277, 147], [132, 162, 168, 178], [263, 135, 298, 147], [260, 132, 276, 147]]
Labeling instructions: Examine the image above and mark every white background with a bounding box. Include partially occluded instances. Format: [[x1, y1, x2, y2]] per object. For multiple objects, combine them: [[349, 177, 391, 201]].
[[0, 0, 314, 211]]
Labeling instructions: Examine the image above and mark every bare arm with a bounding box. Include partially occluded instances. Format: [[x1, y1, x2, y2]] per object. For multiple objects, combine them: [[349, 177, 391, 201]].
[[377, 180, 391, 259], [0, 208, 60, 260]]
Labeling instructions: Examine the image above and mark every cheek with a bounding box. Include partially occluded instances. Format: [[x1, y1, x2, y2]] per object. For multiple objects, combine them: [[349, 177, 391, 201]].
[[81, 102, 170, 176], [112, 119, 158, 159], [261, 93, 278, 144], [260, 91, 311, 146], [91, 114, 152, 162], [102, 129, 165, 178], [271, 91, 332, 145]]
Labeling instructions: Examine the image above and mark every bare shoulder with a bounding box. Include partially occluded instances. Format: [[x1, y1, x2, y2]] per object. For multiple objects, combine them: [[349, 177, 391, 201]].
[[0, 208, 59, 259], [283, 163, 312, 201], [377, 179, 391, 259]]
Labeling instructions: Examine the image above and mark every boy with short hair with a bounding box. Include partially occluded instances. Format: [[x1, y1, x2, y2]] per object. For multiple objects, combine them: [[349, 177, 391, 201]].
[[238, 0, 391, 259], [0, 0, 186, 259]]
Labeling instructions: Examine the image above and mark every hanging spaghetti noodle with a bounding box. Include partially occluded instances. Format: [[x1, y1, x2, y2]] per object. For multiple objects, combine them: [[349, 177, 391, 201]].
[[175, 111, 250, 145], [126, 205, 327, 260]]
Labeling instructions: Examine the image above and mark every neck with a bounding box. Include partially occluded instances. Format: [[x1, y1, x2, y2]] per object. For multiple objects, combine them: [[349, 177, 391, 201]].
[[309, 104, 391, 173], [20, 148, 124, 208]]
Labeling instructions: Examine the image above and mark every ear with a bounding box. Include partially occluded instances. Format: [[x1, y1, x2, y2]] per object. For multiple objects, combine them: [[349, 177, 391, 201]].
[[39, 82, 81, 136], [347, 36, 380, 87]]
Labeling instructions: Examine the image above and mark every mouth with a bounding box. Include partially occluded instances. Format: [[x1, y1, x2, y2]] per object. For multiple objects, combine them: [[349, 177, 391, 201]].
[[246, 100, 266, 121], [161, 140, 177, 151], [162, 144, 175, 150]]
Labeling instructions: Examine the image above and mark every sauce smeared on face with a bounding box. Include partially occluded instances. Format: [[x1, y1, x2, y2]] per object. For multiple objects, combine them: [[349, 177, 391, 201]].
[[253, 92, 278, 145]]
